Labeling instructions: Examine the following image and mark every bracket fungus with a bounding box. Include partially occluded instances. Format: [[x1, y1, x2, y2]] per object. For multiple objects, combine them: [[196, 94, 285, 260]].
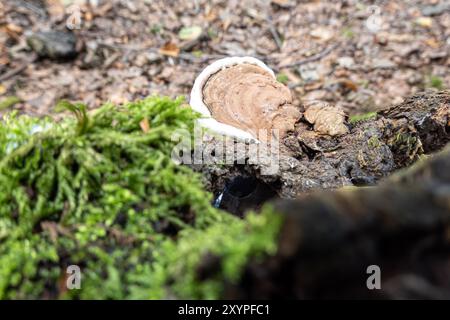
[[189, 57, 301, 143], [304, 101, 349, 136]]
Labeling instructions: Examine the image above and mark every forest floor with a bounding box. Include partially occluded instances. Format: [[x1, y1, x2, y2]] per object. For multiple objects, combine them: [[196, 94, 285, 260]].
[[0, 0, 449, 118]]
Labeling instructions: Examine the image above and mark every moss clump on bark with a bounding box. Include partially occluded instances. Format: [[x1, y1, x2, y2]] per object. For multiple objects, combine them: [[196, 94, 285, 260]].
[[0, 96, 282, 299]]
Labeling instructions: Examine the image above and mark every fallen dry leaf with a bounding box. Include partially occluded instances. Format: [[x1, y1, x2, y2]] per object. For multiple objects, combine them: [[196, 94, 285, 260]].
[[46, 0, 65, 19], [5, 23, 22, 40], [85, 11, 94, 22], [310, 27, 334, 41], [139, 117, 150, 133], [424, 38, 440, 48], [6, 23, 22, 34], [0, 50, 9, 66], [338, 79, 358, 92], [205, 9, 218, 22]]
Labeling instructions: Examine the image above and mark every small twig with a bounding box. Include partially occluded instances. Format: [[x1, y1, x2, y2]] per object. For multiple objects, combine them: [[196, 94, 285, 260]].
[[193, 0, 201, 14], [279, 43, 340, 69], [102, 52, 121, 69], [97, 42, 147, 51]]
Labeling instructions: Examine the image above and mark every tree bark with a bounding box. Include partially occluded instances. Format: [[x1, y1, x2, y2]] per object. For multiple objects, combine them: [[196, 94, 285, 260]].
[[224, 144, 450, 299]]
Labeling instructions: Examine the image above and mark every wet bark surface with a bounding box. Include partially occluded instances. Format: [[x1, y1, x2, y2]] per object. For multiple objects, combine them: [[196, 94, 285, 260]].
[[223, 144, 450, 299], [199, 91, 449, 204]]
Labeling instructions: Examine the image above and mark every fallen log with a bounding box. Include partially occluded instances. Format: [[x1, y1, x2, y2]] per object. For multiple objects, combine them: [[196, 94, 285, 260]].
[[223, 144, 450, 299]]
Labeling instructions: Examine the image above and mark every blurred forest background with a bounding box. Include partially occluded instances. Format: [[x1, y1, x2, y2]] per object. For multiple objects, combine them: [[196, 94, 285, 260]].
[[0, 0, 448, 117]]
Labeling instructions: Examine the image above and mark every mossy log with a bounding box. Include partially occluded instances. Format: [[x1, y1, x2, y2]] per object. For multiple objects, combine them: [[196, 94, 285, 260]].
[[201, 91, 449, 200], [0, 92, 448, 299], [223, 144, 450, 299]]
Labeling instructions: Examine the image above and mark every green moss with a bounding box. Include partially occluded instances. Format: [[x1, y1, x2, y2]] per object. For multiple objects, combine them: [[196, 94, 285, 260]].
[[427, 75, 444, 90], [341, 27, 355, 39], [358, 79, 369, 89], [207, 27, 218, 39], [0, 96, 21, 110], [395, 132, 423, 154], [349, 111, 377, 124], [387, 131, 424, 166], [146, 206, 283, 299], [149, 24, 162, 35], [367, 136, 381, 149], [192, 50, 203, 58], [0, 96, 282, 299]]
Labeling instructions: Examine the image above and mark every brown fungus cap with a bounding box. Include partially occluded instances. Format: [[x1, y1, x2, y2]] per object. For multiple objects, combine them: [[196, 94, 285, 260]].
[[304, 101, 349, 136], [202, 63, 301, 140]]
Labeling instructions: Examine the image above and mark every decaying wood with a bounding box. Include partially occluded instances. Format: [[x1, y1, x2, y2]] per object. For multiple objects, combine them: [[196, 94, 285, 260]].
[[200, 91, 449, 200], [223, 144, 450, 299]]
